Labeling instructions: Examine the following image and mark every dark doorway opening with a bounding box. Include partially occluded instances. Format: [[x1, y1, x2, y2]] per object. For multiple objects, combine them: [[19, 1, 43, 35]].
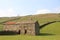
[[25, 30, 27, 34], [18, 30, 21, 34]]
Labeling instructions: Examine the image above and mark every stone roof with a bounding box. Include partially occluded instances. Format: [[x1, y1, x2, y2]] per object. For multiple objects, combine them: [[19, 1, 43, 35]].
[[3, 20, 37, 25], [17, 20, 37, 24], [4, 22, 16, 25]]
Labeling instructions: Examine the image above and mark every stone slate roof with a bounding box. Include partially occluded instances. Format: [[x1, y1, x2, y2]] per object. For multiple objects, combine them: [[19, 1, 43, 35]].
[[3, 22, 16, 25], [17, 20, 37, 24], [3, 20, 37, 25]]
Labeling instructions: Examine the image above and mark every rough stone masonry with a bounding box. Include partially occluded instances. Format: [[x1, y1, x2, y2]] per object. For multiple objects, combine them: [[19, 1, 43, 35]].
[[3, 20, 40, 35]]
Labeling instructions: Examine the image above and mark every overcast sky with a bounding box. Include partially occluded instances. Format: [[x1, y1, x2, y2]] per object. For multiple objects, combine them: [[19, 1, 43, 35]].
[[0, 0, 60, 17]]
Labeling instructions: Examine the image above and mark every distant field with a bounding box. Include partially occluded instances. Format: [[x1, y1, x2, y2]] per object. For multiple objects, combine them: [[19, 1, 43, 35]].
[[0, 14, 60, 40]]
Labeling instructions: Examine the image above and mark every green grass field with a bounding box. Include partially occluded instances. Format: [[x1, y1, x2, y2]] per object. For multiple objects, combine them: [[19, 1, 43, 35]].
[[0, 35, 60, 40], [0, 22, 60, 40], [0, 14, 60, 40]]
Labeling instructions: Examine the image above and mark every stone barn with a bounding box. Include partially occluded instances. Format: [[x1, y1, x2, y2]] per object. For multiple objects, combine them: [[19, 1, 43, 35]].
[[3, 21, 40, 35]]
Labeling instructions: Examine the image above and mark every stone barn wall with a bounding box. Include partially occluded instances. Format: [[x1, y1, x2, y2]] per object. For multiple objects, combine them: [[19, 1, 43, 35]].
[[3, 24, 19, 32], [3, 21, 40, 35]]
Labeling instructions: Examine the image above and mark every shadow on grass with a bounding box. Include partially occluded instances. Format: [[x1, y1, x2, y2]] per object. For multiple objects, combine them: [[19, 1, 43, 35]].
[[0, 31, 55, 36], [37, 33, 55, 36], [0, 31, 18, 36]]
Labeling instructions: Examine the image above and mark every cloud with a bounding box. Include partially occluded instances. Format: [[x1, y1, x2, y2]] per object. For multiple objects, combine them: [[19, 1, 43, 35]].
[[34, 8, 60, 15], [0, 8, 17, 17], [35, 9, 51, 14], [0, 7, 60, 17], [54, 7, 60, 13]]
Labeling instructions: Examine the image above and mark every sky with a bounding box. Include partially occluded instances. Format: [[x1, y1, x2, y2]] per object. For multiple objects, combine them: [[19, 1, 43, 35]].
[[0, 0, 60, 17]]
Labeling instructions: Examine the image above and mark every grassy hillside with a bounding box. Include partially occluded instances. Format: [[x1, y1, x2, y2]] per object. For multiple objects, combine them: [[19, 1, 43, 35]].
[[12, 14, 60, 25], [0, 17, 15, 23], [0, 14, 60, 40], [41, 22, 60, 35], [0, 14, 60, 24]]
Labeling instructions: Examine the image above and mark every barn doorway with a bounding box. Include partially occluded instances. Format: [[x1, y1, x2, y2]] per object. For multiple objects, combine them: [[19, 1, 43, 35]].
[[18, 30, 21, 34], [24, 30, 27, 34]]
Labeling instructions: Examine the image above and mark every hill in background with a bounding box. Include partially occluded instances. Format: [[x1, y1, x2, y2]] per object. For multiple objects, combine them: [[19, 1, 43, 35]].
[[0, 13, 60, 25], [0, 13, 60, 35], [9, 13, 60, 25]]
